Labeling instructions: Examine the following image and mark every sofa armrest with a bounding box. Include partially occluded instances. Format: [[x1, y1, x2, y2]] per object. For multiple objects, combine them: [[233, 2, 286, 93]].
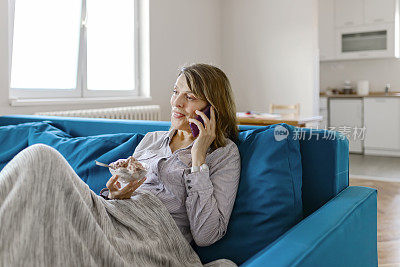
[[241, 186, 377, 267]]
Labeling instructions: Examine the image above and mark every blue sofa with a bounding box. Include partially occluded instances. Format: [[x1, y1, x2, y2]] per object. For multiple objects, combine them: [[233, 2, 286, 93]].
[[0, 115, 378, 266]]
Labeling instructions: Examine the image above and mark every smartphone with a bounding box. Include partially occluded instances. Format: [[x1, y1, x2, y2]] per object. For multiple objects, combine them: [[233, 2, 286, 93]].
[[189, 104, 211, 138]]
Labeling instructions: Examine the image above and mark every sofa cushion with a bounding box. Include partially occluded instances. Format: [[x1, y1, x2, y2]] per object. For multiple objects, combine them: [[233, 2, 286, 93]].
[[194, 123, 303, 265], [0, 121, 53, 171], [28, 122, 144, 194]]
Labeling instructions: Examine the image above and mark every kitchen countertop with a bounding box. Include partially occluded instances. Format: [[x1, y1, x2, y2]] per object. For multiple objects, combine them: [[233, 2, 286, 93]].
[[320, 92, 400, 98]]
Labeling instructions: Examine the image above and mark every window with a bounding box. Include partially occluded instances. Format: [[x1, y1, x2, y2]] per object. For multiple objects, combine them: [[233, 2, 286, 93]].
[[9, 0, 139, 100]]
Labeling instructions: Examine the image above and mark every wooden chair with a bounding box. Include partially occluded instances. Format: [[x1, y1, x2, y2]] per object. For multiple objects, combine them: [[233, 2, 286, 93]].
[[269, 103, 300, 116]]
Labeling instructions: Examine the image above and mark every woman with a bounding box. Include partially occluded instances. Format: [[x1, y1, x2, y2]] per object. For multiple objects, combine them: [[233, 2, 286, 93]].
[[101, 63, 241, 246], [0, 63, 240, 266]]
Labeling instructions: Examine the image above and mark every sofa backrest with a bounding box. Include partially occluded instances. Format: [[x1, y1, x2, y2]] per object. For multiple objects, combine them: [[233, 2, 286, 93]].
[[0, 115, 349, 216]]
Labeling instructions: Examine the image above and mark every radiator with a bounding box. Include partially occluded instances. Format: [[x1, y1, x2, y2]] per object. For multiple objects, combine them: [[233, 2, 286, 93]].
[[34, 105, 161, 121]]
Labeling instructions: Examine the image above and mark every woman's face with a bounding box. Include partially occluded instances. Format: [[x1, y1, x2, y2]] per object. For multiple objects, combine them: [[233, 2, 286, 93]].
[[170, 74, 208, 132]]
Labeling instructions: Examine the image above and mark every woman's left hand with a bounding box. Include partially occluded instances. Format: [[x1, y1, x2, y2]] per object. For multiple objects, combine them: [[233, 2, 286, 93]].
[[188, 106, 216, 166]]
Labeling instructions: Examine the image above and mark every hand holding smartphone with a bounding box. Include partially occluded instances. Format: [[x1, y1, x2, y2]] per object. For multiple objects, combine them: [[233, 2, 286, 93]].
[[189, 104, 211, 138]]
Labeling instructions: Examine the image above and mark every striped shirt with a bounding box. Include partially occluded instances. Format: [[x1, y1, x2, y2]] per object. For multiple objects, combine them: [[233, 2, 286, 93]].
[[132, 128, 241, 247]]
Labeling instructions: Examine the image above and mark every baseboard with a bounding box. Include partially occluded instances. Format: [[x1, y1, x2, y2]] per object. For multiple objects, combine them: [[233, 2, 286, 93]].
[[364, 148, 400, 157], [350, 174, 400, 183]]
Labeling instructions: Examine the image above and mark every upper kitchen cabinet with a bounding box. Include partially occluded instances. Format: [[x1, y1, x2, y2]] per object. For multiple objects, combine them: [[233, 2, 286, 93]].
[[336, 23, 397, 59], [319, 0, 336, 60], [319, 0, 400, 61], [364, 0, 396, 24], [335, 0, 364, 27]]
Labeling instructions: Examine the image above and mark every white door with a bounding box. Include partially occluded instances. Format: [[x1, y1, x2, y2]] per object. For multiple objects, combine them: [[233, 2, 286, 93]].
[[364, 97, 400, 150], [319, 0, 336, 60], [329, 98, 363, 153], [335, 0, 364, 27], [364, 0, 396, 24]]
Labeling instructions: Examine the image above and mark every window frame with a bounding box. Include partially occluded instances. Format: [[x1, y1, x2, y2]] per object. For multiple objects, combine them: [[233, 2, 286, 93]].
[[8, 0, 140, 100]]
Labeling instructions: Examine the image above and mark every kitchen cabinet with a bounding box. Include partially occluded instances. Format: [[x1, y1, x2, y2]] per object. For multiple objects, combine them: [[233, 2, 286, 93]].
[[364, 0, 396, 24], [335, 0, 364, 28], [319, 0, 400, 61], [323, 95, 400, 156], [334, 0, 396, 27], [364, 97, 400, 155], [319, 97, 329, 128], [329, 98, 363, 153], [335, 23, 397, 60], [319, 0, 335, 60]]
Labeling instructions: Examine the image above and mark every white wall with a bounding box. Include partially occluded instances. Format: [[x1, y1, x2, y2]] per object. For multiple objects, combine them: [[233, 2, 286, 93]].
[[320, 58, 400, 93], [221, 0, 320, 117], [0, 0, 9, 115], [0, 0, 222, 121], [148, 0, 222, 121]]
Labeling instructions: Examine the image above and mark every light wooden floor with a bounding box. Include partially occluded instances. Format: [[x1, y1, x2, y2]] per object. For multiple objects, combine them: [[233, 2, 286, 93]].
[[350, 178, 400, 267]]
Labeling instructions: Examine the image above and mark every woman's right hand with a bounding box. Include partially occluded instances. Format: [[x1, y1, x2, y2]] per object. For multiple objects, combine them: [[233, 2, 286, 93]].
[[106, 175, 146, 200]]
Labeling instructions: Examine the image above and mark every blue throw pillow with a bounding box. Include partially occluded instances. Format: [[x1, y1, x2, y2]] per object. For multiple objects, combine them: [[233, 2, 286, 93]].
[[194, 123, 303, 265], [0, 121, 53, 171], [28, 122, 144, 194]]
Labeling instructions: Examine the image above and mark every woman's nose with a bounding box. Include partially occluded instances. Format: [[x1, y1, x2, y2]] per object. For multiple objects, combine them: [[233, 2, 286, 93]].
[[172, 94, 184, 107]]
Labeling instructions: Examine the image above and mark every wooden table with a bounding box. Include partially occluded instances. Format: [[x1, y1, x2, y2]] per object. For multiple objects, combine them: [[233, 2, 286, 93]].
[[236, 112, 322, 127]]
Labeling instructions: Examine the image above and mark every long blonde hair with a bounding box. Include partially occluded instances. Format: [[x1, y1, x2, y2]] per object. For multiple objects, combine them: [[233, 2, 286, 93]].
[[171, 63, 239, 151]]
